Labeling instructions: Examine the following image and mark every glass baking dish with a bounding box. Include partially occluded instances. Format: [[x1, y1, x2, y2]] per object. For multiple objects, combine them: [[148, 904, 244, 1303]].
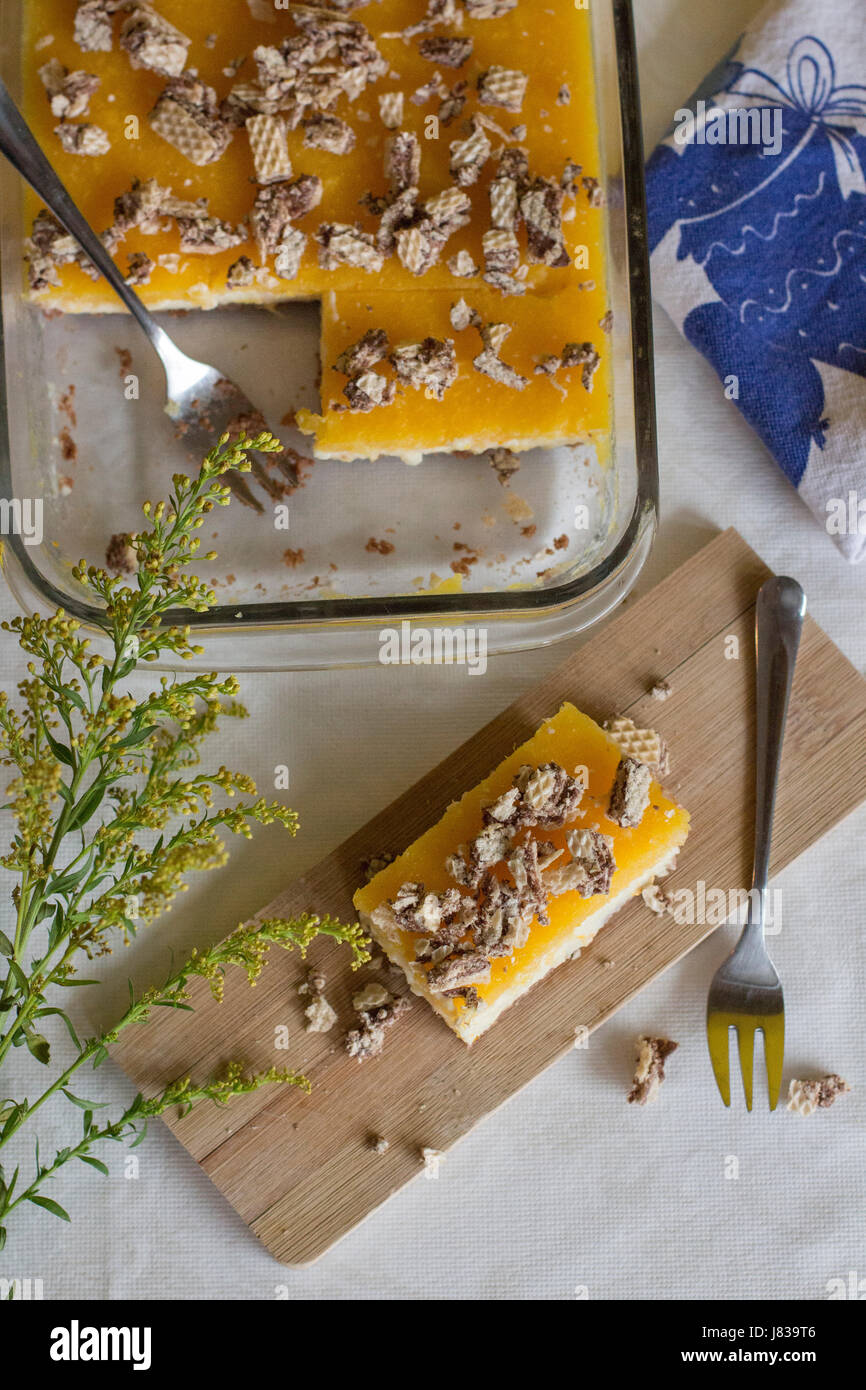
[[0, 0, 656, 672]]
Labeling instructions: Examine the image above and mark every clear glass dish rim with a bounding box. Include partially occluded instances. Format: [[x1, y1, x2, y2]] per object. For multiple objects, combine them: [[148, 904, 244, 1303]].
[[0, 0, 657, 645]]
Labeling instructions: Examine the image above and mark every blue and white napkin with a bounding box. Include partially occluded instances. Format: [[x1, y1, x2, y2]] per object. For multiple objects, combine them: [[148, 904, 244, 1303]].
[[646, 0, 866, 561]]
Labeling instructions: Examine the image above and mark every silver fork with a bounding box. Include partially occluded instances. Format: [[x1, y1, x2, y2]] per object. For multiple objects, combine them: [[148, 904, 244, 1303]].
[[0, 78, 297, 511], [706, 575, 806, 1111]]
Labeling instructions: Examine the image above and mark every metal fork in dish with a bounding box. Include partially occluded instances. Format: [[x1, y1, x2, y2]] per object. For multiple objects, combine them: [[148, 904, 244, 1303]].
[[0, 79, 297, 511], [706, 575, 806, 1111]]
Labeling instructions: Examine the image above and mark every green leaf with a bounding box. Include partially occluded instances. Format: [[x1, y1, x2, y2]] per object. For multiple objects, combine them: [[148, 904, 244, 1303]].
[[34, 1008, 81, 1052], [90, 1046, 108, 1069], [27, 1194, 71, 1222], [46, 909, 65, 953], [49, 862, 92, 897], [0, 930, 13, 957], [61, 1089, 109, 1111], [56, 978, 99, 988], [118, 724, 155, 750], [66, 782, 107, 834], [6, 960, 28, 993], [0, 1228, 5, 1252], [34, 901, 56, 924], [44, 729, 75, 768], [25, 1033, 50, 1066], [1, 1109, 23, 1140], [129, 1121, 148, 1149], [77, 1155, 109, 1176]]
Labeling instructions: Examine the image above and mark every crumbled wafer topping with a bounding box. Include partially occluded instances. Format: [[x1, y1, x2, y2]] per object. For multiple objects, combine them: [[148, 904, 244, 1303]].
[[246, 113, 292, 185], [396, 221, 445, 276], [149, 74, 233, 166], [26, 210, 94, 290], [378, 90, 404, 129], [317, 219, 384, 271], [411, 69, 449, 106], [562, 340, 601, 391], [561, 158, 582, 195], [641, 882, 673, 916], [298, 965, 338, 1034], [345, 992, 410, 1061], [425, 186, 472, 237], [251, 174, 322, 258], [628, 1036, 678, 1104], [521, 176, 569, 267], [175, 212, 245, 255], [473, 348, 527, 390], [39, 60, 100, 119], [608, 757, 652, 829], [787, 1075, 850, 1116], [54, 122, 110, 156], [344, 371, 396, 412], [438, 81, 468, 126], [449, 297, 476, 332], [418, 36, 473, 68], [427, 951, 492, 993], [488, 446, 520, 482], [465, 0, 518, 15], [73, 1, 114, 54], [385, 130, 421, 193], [124, 250, 153, 284], [545, 828, 615, 898], [226, 256, 256, 287], [274, 226, 307, 280], [351, 982, 393, 1012], [477, 65, 528, 112], [420, 1146, 443, 1178], [120, 4, 190, 78], [390, 337, 457, 398], [449, 121, 492, 187], [335, 327, 389, 376], [448, 249, 478, 277], [605, 716, 669, 776], [303, 111, 356, 155]]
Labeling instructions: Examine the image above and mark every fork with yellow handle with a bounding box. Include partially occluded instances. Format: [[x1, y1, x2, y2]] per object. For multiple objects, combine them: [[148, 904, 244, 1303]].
[[707, 575, 806, 1111]]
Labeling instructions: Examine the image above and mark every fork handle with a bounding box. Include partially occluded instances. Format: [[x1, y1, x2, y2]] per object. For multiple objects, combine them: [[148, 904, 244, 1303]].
[[0, 78, 177, 362], [750, 576, 806, 921]]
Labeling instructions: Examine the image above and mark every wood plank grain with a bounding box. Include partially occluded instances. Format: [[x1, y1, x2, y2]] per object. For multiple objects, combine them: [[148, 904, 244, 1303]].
[[112, 528, 866, 1264]]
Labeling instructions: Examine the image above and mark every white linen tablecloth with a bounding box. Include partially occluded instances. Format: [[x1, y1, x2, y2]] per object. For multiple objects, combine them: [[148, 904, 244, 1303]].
[[1, 0, 864, 1300]]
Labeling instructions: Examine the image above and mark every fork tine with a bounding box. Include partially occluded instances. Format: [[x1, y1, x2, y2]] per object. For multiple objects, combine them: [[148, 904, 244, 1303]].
[[736, 1023, 756, 1112], [225, 470, 265, 514], [706, 1011, 731, 1107], [762, 1012, 785, 1111]]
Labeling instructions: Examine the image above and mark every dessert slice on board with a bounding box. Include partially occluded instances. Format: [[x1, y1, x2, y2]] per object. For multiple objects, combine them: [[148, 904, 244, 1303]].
[[356, 702, 689, 1042]]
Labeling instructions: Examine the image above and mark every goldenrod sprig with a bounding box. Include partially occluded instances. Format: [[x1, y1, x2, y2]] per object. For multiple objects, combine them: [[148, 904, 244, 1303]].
[[0, 437, 361, 1250]]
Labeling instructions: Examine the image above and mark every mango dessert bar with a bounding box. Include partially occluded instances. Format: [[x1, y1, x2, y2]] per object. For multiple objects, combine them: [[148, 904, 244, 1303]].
[[354, 703, 690, 1044], [23, 0, 611, 461]]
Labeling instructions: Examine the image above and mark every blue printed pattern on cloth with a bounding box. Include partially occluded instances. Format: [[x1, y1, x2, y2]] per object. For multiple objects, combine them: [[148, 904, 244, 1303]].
[[646, 4, 866, 561]]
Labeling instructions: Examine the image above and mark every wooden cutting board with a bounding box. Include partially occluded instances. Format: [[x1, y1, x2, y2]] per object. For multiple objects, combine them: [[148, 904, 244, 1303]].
[[113, 528, 866, 1264]]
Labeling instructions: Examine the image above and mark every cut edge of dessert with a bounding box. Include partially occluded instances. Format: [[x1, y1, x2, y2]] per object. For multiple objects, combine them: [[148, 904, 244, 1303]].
[[353, 701, 690, 1044]]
